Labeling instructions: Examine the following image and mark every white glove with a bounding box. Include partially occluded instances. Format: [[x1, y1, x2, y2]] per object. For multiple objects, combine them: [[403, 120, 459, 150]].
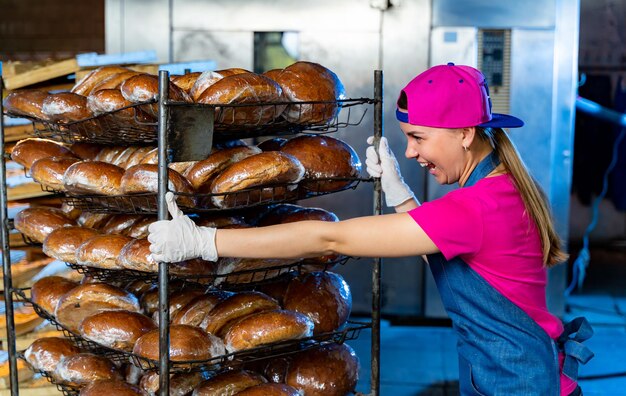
[[366, 136, 416, 207], [147, 192, 218, 262]]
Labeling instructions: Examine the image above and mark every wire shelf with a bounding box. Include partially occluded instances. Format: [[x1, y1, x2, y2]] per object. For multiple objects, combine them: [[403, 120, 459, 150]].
[[65, 256, 351, 289], [18, 356, 81, 396], [3, 98, 374, 145], [60, 177, 372, 214], [13, 288, 369, 375]]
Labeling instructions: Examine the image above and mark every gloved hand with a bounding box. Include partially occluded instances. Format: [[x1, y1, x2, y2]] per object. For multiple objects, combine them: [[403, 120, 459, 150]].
[[147, 192, 218, 262], [366, 136, 416, 207]]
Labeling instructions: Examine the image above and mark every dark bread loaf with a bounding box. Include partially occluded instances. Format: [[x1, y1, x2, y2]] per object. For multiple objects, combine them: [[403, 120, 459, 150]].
[[55, 282, 141, 332], [200, 291, 279, 336], [100, 214, 145, 235], [72, 66, 133, 96], [189, 68, 250, 102], [215, 257, 300, 285], [76, 234, 134, 269], [42, 226, 101, 264], [280, 135, 361, 192], [14, 207, 76, 243], [283, 271, 352, 334], [223, 309, 314, 352], [54, 353, 121, 387], [86, 88, 156, 124], [11, 138, 76, 169], [31, 276, 79, 316], [285, 342, 360, 396], [124, 216, 156, 238], [271, 61, 345, 124], [257, 137, 287, 151], [42, 92, 94, 123], [210, 151, 304, 208], [191, 370, 266, 396], [77, 212, 114, 229], [30, 156, 80, 191], [120, 164, 195, 207], [171, 291, 231, 327], [120, 74, 190, 117], [60, 201, 82, 220], [63, 161, 125, 195], [133, 325, 225, 362], [24, 337, 81, 372], [79, 379, 145, 396], [139, 371, 208, 396], [2, 89, 50, 119], [234, 383, 301, 396], [197, 72, 284, 124], [185, 145, 262, 191], [79, 310, 157, 351]]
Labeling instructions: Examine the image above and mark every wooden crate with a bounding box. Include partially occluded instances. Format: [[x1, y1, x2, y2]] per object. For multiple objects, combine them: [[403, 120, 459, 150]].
[[2, 59, 80, 91]]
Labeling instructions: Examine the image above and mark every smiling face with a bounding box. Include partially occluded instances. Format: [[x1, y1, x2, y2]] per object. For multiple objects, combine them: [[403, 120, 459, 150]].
[[399, 121, 469, 185]]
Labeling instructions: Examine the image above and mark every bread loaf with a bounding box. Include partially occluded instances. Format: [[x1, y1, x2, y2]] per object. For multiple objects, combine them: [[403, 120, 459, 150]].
[[171, 72, 202, 94], [189, 68, 250, 102], [191, 370, 266, 396], [185, 146, 261, 191], [87, 89, 155, 124], [69, 142, 103, 160], [200, 291, 279, 336], [14, 207, 76, 243], [171, 291, 231, 327], [163, 288, 208, 319], [124, 216, 156, 238], [79, 379, 145, 396], [110, 146, 141, 168], [2, 89, 50, 120], [210, 151, 304, 208], [234, 383, 300, 396], [76, 234, 133, 269], [30, 156, 80, 191], [257, 137, 287, 152], [280, 135, 361, 192], [133, 325, 225, 362], [120, 164, 195, 207], [42, 226, 101, 263], [139, 371, 208, 396], [223, 309, 314, 352], [124, 146, 157, 169], [54, 353, 121, 387], [215, 258, 300, 285], [42, 92, 93, 123], [60, 201, 82, 220], [120, 74, 190, 117], [63, 161, 125, 195], [72, 66, 132, 96], [24, 337, 80, 372], [55, 282, 141, 332], [79, 310, 157, 351], [94, 146, 126, 163], [197, 72, 284, 124], [254, 272, 297, 306], [283, 271, 352, 334], [77, 212, 114, 229], [271, 61, 345, 124], [90, 70, 143, 93], [285, 343, 359, 396], [100, 214, 145, 235], [11, 138, 76, 169]]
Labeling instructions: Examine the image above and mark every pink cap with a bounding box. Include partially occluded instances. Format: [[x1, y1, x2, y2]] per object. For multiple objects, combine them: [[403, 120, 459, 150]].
[[396, 63, 523, 129]]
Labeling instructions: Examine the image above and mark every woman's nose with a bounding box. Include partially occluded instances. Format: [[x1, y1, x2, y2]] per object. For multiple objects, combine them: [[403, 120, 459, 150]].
[[405, 144, 418, 159]]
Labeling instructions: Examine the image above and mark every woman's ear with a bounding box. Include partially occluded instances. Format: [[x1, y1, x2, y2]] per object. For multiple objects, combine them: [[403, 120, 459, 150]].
[[461, 127, 477, 149]]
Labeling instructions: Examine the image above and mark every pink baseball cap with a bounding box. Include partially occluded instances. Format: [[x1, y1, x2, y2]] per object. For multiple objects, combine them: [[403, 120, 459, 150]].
[[396, 63, 524, 129]]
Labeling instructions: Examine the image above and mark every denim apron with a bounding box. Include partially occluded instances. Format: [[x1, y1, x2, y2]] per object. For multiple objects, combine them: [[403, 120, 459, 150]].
[[426, 152, 594, 395]]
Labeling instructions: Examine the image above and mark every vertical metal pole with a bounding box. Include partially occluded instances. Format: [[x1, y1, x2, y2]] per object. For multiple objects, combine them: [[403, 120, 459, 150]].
[[0, 77, 20, 396], [370, 70, 383, 396], [157, 70, 170, 396]]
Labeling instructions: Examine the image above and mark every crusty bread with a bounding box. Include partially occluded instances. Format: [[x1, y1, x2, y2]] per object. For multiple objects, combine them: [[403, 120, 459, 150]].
[[171, 72, 202, 94], [133, 325, 225, 362], [69, 142, 103, 160], [139, 371, 208, 396], [100, 214, 145, 235], [14, 206, 76, 243], [76, 234, 133, 269], [234, 383, 301, 396], [191, 370, 266, 396], [171, 291, 231, 327], [72, 66, 133, 96], [79, 310, 157, 351], [223, 309, 314, 352], [11, 138, 76, 169], [120, 164, 195, 207], [24, 337, 81, 373], [185, 145, 261, 191], [189, 68, 250, 102], [200, 291, 279, 336], [2, 89, 50, 120], [53, 353, 121, 387], [120, 74, 190, 117], [30, 156, 80, 191], [42, 226, 101, 264], [80, 379, 145, 396], [42, 92, 93, 123], [30, 276, 79, 316], [63, 161, 125, 196]]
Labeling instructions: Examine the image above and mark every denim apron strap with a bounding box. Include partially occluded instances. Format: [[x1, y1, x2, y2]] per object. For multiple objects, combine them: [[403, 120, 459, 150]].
[[558, 317, 595, 381], [426, 151, 561, 395]]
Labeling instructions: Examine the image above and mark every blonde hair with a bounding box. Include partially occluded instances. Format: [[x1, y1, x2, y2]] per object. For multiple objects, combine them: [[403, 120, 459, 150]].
[[476, 127, 568, 267]]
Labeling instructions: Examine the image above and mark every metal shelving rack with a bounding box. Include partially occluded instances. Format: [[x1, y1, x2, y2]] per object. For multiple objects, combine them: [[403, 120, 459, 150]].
[[0, 70, 384, 396]]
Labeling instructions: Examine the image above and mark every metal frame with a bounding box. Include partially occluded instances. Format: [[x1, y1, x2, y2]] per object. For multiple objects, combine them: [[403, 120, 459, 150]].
[[0, 70, 383, 396]]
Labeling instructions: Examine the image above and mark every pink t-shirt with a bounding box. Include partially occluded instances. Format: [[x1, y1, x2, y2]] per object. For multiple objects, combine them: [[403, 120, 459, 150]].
[[408, 174, 576, 395]]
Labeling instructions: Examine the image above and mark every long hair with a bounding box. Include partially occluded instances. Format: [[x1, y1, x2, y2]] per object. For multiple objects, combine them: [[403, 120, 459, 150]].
[[476, 127, 568, 267]]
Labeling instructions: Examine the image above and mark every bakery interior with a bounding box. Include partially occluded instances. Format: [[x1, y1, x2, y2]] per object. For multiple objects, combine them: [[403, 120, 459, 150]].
[[0, 0, 625, 395]]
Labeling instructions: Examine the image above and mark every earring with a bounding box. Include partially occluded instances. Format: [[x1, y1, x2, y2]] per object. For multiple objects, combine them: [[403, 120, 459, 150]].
[[463, 145, 469, 152]]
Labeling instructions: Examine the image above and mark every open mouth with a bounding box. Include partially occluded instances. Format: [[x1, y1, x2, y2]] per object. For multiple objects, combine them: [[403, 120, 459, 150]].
[[419, 161, 436, 170]]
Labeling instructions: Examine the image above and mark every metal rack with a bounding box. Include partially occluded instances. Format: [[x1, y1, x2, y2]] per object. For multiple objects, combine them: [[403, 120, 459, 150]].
[[0, 70, 383, 395]]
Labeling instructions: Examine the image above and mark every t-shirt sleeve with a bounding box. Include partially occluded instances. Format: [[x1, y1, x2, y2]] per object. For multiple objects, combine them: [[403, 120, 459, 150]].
[[408, 192, 483, 260]]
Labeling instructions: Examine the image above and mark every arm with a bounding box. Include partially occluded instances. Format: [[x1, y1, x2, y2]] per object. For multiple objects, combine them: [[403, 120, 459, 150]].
[[216, 212, 439, 259]]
